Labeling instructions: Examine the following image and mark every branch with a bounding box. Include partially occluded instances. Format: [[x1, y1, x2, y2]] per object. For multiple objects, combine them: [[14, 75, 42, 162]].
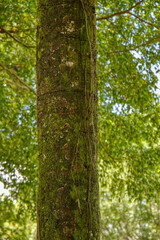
[[0, 26, 36, 33], [4, 78, 28, 90], [0, 29, 19, 33], [0, 62, 36, 94], [128, 12, 158, 28], [97, 0, 144, 21], [0, 27, 35, 49], [106, 35, 160, 54]]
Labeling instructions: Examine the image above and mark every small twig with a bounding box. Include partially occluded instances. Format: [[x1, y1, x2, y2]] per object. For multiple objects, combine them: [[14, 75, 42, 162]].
[[97, 0, 144, 21], [0, 61, 36, 94], [4, 78, 28, 90], [128, 12, 158, 28], [0, 28, 19, 33], [97, 1, 107, 11], [24, 32, 36, 42], [0, 27, 35, 49], [0, 26, 36, 33], [106, 35, 160, 54]]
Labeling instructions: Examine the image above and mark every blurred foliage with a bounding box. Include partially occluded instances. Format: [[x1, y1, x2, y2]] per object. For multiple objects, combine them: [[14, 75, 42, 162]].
[[0, 0, 160, 239], [97, 1, 160, 238], [0, 0, 37, 238], [97, 0, 160, 200], [101, 190, 160, 239], [0, 196, 36, 240]]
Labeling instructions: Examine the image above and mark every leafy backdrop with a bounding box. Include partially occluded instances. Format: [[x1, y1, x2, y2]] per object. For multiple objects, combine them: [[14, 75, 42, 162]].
[[0, 0, 160, 239]]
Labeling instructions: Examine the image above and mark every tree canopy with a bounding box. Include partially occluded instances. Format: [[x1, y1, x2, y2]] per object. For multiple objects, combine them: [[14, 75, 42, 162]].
[[0, 0, 160, 239]]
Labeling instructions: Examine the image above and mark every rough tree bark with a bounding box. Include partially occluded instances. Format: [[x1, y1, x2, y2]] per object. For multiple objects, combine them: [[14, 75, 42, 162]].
[[36, 0, 100, 239]]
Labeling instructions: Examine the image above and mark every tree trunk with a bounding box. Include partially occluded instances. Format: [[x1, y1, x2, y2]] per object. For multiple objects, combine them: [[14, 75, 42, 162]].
[[36, 0, 100, 239]]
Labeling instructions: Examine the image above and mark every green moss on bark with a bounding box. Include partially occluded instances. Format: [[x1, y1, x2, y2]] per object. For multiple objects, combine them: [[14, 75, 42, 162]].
[[37, 0, 100, 239]]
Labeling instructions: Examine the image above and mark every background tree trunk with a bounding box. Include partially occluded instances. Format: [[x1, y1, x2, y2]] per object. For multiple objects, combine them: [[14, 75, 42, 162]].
[[36, 0, 100, 239]]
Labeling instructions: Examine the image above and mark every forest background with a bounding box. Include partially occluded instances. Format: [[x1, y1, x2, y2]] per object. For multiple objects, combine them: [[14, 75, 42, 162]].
[[0, 0, 160, 239]]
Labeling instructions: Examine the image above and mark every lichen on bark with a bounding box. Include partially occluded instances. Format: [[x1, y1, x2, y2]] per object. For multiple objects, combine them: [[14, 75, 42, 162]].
[[36, 0, 100, 239]]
